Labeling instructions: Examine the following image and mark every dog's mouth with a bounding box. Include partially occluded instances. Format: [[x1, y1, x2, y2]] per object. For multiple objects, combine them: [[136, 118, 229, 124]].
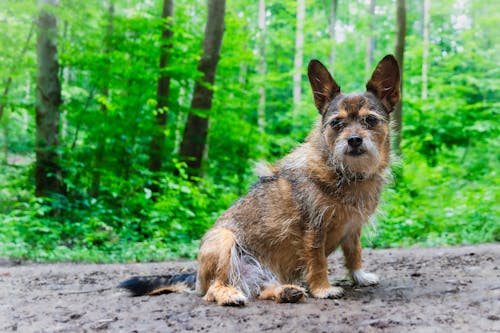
[[346, 148, 366, 156]]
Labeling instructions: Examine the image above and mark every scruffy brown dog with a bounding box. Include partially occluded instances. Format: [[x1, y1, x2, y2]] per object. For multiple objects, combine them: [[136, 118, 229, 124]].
[[120, 55, 401, 306]]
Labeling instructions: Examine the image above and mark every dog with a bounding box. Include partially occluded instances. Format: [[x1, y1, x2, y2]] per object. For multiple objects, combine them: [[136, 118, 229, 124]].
[[120, 55, 401, 306]]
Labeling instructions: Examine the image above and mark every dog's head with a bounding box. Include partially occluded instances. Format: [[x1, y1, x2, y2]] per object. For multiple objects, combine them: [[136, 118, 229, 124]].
[[308, 55, 400, 177]]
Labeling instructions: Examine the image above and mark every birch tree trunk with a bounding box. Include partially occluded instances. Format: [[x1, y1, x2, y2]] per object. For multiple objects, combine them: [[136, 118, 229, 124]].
[[328, 0, 338, 67], [393, 0, 406, 156], [257, 0, 266, 134], [179, 0, 226, 179], [35, 0, 65, 197], [421, 0, 430, 100], [148, 0, 174, 193], [292, 0, 305, 127], [365, 0, 376, 76]]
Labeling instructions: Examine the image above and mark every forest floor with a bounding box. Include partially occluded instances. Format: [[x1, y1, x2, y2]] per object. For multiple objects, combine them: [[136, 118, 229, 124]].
[[1, 244, 499, 333]]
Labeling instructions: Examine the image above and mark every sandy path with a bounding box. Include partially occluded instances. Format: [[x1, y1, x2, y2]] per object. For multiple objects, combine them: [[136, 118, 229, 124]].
[[1, 244, 499, 332]]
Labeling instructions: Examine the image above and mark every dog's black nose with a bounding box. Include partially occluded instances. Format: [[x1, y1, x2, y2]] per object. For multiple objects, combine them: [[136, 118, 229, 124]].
[[347, 135, 363, 148]]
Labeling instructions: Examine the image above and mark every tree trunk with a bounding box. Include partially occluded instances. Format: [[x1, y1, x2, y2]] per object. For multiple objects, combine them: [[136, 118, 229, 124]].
[[292, 0, 305, 126], [35, 0, 65, 198], [393, 0, 406, 156], [179, 0, 226, 179], [148, 0, 174, 194], [91, 1, 114, 198], [365, 0, 375, 76], [421, 0, 430, 100], [257, 0, 266, 134], [328, 0, 338, 67]]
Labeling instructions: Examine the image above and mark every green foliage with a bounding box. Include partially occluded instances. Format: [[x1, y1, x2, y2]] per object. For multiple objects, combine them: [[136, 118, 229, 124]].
[[366, 140, 499, 248], [0, 0, 498, 262], [0, 161, 240, 262]]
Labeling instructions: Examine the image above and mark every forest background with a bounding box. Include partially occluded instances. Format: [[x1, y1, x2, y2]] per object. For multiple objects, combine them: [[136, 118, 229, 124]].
[[0, 0, 498, 262]]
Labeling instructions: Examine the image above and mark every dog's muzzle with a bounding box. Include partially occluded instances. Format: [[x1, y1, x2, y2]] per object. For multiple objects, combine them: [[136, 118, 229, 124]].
[[346, 134, 365, 156]]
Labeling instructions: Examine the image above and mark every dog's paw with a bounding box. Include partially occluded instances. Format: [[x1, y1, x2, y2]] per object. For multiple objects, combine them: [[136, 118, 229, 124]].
[[278, 285, 307, 303], [310, 286, 344, 299], [219, 292, 247, 306], [204, 286, 247, 306], [351, 270, 379, 286]]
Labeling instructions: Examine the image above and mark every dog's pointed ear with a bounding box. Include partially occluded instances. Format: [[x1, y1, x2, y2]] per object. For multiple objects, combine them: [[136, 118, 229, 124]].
[[308, 60, 341, 114], [366, 55, 401, 113]]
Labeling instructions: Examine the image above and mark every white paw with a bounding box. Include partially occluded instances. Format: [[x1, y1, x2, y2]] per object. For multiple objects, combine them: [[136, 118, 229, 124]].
[[311, 286, 344, 299], [351, 270, 379, 286]]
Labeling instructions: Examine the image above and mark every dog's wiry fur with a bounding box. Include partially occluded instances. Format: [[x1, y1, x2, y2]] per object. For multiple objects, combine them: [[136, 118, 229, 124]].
[[120, 55, 401, 306]]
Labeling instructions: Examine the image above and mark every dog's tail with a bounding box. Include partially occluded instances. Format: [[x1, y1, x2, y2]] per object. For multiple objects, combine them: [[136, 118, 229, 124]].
[[118, 272, 196, 296]]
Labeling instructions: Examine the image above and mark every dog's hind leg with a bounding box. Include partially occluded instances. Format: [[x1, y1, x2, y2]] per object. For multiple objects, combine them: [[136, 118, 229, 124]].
[[196, 227, 247, 306], [258, 284, 306, 303]]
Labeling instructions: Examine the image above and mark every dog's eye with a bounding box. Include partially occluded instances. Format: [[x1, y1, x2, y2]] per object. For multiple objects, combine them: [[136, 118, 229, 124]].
[[330, 118, 344, 130], [364, 115, 379, 127]]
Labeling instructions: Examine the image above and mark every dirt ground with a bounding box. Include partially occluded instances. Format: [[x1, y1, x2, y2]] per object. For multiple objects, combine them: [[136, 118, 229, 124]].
[[1, 244, 499, 333]]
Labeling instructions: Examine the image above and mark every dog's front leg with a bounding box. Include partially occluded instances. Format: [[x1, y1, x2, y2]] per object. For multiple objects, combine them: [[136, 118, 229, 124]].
[[304, 229, 344, 298], [341, 226, 379, 286]]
